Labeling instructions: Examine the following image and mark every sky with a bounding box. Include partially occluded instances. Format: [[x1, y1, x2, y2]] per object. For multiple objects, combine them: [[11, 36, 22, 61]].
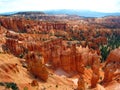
[[0, 0, 120, 13]]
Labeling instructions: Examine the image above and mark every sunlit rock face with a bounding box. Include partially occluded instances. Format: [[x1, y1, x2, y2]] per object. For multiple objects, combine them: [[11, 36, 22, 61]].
[[5, 38, 24, 56], [0, 25, 7, 52], [0, 17, 30, 32], [103, 49, 120, 85], [5, 33, 101, 74], [0, 17, 67, 33], [91, 55, 100, 88], [77, 46, 101, 89], [26, 52, 48, 81]]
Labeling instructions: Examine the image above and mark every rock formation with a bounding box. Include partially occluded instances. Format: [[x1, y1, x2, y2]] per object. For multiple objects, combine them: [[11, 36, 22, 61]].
[[77, 75, 85, 90], [0, 17, 67, 33], [91, 55, 100, 88], [26, 52, 49, 81], [5, 34, 101, 74], [0, 15, 120, 90], [103, 49, 120, 85], [5, 38, 24, 56]]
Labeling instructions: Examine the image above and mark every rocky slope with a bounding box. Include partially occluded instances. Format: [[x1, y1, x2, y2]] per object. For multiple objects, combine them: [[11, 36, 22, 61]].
[[0, 54, 77, 90]]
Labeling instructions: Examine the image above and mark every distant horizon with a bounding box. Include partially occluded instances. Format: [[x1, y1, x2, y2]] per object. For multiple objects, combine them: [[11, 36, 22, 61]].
[[1, 9, 120, 14], [0, 0, 120, 14], [1, 9, 120, 18]]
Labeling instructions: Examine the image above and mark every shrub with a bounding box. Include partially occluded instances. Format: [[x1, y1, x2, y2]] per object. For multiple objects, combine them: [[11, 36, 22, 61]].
[[24, 86, 28, 90], [19, 53, 24, 58], [100, 45, 110, 62], [5, 82, 19, 90], [0, 82, 19, 90]]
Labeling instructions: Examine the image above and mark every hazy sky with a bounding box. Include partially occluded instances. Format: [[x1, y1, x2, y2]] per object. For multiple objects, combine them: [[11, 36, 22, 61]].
[[0, 0, 120, 13]]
